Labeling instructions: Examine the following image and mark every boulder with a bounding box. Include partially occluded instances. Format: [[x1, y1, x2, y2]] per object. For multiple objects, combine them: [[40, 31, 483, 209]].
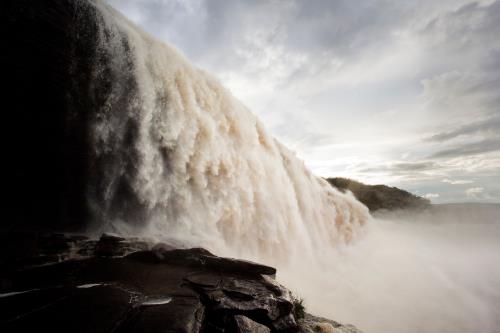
[[127, 246, 276, 277], [298, 313, 364, 333], [94, 233, 150, 257], [234, 315, 271, 333], [117, 296, 205, 333]]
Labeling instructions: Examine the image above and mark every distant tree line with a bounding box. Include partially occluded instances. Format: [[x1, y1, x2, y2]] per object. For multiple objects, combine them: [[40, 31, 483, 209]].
[[326, 177, 430, 212]]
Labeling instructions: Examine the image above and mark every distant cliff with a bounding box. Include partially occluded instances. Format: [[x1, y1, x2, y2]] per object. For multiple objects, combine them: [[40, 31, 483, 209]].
[[327, 178, 430, 212]]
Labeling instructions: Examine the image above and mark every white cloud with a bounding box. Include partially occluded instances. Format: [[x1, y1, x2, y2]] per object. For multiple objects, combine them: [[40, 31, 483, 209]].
[[442, 178, 474, 185], [424, 193, 440, 199], [465, 187, 484, 198]]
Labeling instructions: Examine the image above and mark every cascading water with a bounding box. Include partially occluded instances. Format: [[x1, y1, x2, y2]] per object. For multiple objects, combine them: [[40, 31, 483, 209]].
[[85, 0, 370, 263]]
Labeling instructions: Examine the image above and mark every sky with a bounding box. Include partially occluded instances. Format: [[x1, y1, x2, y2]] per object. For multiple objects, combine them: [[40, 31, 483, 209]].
[[107, 0, 500, 203]]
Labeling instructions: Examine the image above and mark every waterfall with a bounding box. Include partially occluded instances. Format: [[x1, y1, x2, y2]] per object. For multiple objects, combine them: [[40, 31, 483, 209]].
[[84, 0, 369, 263]]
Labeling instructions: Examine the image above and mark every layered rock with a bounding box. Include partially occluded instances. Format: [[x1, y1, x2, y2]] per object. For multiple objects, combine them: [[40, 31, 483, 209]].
[[0, 233, 362, 332]]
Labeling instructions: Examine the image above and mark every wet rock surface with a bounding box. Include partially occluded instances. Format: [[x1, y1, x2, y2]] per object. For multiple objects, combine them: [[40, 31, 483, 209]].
[[0, 233, 362, 332], [235, 315, 271, 333], [298, 314, 363, 333]]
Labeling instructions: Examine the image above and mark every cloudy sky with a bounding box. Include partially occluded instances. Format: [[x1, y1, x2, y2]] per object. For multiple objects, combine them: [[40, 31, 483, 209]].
[[107, 0, 500, 203]]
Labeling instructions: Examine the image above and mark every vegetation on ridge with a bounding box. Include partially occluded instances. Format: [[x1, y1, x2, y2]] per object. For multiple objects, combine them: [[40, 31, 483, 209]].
[[293, 296, 306, 320], [327, 177, 430, 212]]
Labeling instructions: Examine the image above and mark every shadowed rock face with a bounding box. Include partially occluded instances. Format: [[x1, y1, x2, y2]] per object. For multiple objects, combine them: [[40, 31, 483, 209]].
[[3, 0, 141, 232], [0, 233, 362, 333], [235, 315, 271, 333], [3, 0, 100, 231]]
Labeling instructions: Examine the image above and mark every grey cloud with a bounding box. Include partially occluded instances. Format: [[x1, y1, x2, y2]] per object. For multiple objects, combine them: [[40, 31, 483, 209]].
[[419, 1, 500, 115], [359, 161, 438, 174], [391, 162, 438, 171], [442, 178, 474, 185], [271, 112, 335, 151], [429, 139, 500, 159], [465, 186, 485, 198], [107, 0, 500, 75], [283, 0, 413, 56], [427, 116, 500, 142], [107, 1, 442, 73], [204, 0, 413, 58], [107, 0, 210, 56], [422, 1, 500, 49]]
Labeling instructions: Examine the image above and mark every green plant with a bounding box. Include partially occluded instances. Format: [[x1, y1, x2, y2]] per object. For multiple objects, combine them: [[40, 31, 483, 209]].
[[293, 296, 306, 320]]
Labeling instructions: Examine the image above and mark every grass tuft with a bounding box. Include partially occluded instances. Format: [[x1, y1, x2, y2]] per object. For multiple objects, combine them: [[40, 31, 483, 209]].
[[293, 296, 306, 320]]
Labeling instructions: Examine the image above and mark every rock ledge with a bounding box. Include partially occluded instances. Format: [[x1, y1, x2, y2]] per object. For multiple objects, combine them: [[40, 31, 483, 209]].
[[0, 233, 362, 333]]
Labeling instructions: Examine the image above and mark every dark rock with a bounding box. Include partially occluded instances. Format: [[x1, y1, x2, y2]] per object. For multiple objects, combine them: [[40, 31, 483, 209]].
[[99, 233, 126, 242], [0, 232, 361, 332], [0, 286, 71, 322], [0, 232, 88, 268], [117, 296, 204, 333], [94, 233, 151, 258], [3, 285, 133, 333], [272, 313, 297, 331], [128, 247, 276, 277], [0, 232, 40, 264], [234, 315, 271, 333], [151, 242, 178, 252], [39, 233, 72, 254], [185, 272, 296, 331], [3, 0, 102, 231], [298, 313, 363, 333], [202, 255, 277, 277], [3, 0, 149, 231], [183, 272, 221, 288], [125, 249, 161, 263], [77, 240, 99, 257]]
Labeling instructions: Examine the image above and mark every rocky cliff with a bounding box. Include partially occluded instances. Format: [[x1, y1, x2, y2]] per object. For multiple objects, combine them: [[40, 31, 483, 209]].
[[3, 0, 104, 231]]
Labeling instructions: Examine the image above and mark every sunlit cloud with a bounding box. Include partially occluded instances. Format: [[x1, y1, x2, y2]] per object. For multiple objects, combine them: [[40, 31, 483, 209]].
[[465, 187, 484, 198], [442, 178, 474, 185]]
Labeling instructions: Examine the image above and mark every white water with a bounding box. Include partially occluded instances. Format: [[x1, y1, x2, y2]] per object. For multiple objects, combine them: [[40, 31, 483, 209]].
[[89, 0, 369, 262], [89, 2, 500, 332]]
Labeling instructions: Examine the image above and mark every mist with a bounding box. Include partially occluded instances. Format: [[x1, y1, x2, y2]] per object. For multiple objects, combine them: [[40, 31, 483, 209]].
[[278, 205, 500, 333]]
